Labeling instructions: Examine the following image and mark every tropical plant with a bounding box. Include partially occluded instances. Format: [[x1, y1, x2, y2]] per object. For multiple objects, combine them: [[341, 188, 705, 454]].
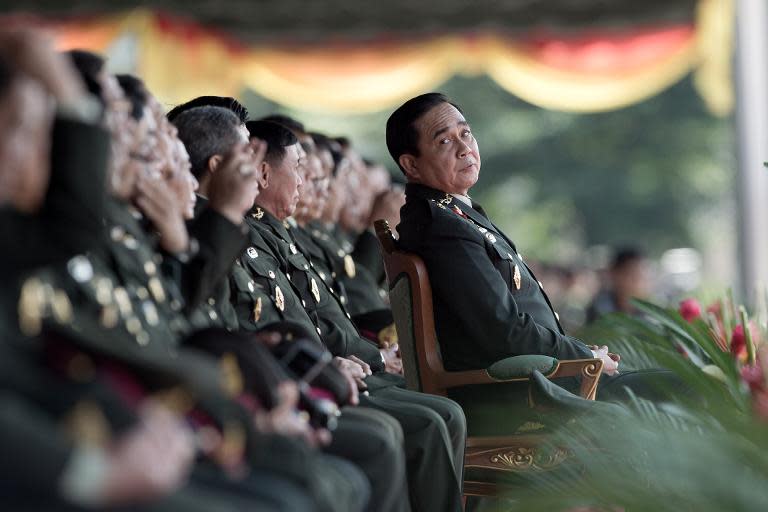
[[496, 297, 768, 512]]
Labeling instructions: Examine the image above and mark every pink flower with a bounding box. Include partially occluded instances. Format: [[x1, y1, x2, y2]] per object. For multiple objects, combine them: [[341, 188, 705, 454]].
[[741, 364, 765, 392], [731, 325, 748, 363], [679, 298, 702, 322]]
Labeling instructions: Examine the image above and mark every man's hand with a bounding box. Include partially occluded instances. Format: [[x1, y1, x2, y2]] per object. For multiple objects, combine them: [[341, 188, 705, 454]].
[[135, 176, 189, 254], [207, 142, 267, 225], [380, 343, 403, 375], [590, 345, 620, 376], [0, 29, 85, 105], [253, 381, 330, 447], [333, 356, 367, 403], [100, 404, 194, 505]]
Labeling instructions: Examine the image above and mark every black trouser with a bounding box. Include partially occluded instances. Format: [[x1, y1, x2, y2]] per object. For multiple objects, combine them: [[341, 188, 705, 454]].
[[327, 406, 410, 512], [361, 382, 467, 512]]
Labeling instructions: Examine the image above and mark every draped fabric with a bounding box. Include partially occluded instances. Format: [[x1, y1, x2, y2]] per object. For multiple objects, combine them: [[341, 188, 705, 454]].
[[7, 0, 732, 115]]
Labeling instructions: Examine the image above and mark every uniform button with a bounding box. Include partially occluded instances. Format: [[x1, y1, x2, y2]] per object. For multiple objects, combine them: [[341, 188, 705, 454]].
[[346, 312, 351, 319], [286, 274, 291, 281], [248, 281, 255, 292], [268, 271, 275, 279], [316, 327, 322, 335], [209, 310, 218, 321], [537, 280, 543, 289], [331, 272, 337, 279], [303, 264, 309, 270], [302, 300, 306, 307], [207, 298, 216, 306], [554, 312, 560, 321], [340, 296, 347, 305]]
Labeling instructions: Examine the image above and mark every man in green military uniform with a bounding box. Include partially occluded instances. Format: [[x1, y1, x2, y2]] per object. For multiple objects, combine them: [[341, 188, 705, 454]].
[[172, 103, 411, 512], [244, 119, 467, 512], [390, 93, 684, 431]]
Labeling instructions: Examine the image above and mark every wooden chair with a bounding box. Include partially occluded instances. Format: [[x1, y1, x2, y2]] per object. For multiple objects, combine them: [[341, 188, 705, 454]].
[[374, 219, 604, 497]]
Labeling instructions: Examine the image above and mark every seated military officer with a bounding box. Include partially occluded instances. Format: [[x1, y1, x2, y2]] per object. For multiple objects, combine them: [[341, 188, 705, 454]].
[[172, 104, 411, 512], [389, 93, 684, 432], [244, 119, 467, 512]]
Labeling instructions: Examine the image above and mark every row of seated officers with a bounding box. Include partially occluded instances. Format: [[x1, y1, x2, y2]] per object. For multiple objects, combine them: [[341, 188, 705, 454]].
[[0, 30, 465, 511]]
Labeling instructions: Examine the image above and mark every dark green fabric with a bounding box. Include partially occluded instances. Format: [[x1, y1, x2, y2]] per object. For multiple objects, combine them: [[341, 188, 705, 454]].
[[397, 183, 593, 372], [486, 354, 558, 380]]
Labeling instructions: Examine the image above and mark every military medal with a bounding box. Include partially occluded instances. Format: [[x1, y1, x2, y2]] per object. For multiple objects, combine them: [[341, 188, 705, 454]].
[[253, 297, 262, 322], [148, 277, 166, 303], [143, 261, 157, 276], [344, 255, 356, 278], [513, 265, 522, 290], [113, 287, 133, 316], [51, 290, 73, 324], [275, 286, 285, 311], [311, 278, 321, 303], [100, 305, 119, 329], [142, 301, 159, 326], [68, 256, 94, 283]]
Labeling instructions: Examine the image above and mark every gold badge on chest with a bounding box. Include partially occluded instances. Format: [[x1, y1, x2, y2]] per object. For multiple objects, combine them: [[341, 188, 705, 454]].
[[344, 255, 356, 278], [513, 265, 522, 290], [253, 297, 263, 322], [310, 277, 321, 303], [275, 286, 285, 311]]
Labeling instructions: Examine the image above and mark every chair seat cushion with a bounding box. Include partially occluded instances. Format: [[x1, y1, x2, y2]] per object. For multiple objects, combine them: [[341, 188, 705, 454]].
[[486, 355, 558, 380]]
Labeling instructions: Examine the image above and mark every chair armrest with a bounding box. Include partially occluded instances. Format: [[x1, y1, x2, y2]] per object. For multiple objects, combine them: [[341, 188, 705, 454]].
[[545, 358, 604, 400], [433, 356, 604, 401]]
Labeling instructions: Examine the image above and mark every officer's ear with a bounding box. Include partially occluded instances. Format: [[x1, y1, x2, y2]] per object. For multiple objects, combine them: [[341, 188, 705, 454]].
[[259, 160, 270, 189], [207, 154, 223, 174], [399, 154, 419, 180]]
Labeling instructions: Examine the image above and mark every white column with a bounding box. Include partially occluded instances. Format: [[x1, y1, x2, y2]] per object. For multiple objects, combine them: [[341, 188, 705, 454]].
[[735, 0, 768, 303]]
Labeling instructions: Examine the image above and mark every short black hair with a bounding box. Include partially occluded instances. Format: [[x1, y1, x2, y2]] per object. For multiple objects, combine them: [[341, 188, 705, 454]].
[[246, 120, 298, 166], [66, 49, 106, 102], [167, 95, 248, 123], [386, 92, 462, 174], [116, 74, 148, 121], [172, 106, 243, 179], [260, 114, 306, 135], [611, 246, 646, 270]]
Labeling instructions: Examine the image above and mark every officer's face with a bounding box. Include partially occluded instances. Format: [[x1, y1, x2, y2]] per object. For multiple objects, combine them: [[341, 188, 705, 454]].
[[402, 102, 480, 195], [262, 143, 303, 219], [0, 76, 52, 213]]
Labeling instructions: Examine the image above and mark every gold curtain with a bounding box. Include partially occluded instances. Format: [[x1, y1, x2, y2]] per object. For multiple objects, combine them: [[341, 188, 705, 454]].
[[47, 0, 732, 115]]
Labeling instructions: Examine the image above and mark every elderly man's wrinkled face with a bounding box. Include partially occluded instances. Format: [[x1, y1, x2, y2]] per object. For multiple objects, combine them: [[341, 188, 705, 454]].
[[264, 143, 303, 220], [0, 76, 53, 213], [403, 102, 480, 195]]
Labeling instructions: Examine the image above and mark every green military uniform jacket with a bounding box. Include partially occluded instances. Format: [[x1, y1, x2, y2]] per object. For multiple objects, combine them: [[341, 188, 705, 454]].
[[397, 183, 593, 371], [245, 208, 384, 372]]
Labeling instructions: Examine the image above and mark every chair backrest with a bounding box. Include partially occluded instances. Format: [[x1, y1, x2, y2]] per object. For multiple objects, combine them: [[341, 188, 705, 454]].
[[374, 220, 447, 396]]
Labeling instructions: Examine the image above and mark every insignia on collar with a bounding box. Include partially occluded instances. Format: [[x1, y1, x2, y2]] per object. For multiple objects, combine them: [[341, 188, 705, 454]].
[[275, 286, 285, 311], [311, 278, 321, 303], [438, 193, 453, 205], [513, 265, 521, 290], [252, 207, 264, 220]]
